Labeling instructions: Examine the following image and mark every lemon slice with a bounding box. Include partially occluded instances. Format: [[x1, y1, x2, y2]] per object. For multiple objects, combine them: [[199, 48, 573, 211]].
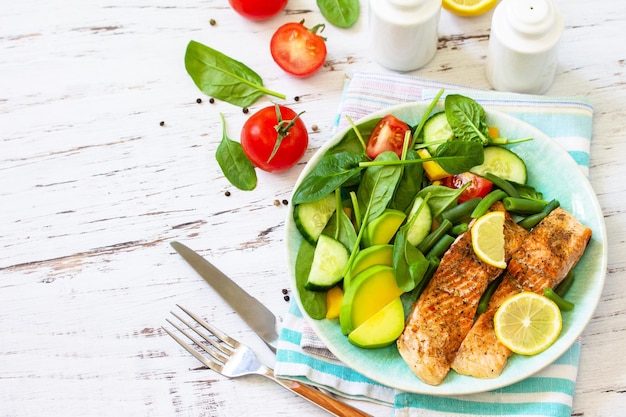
[[442, 0, 498, 17], [494, 292, 563, 355], [471, 211, 506, 268]]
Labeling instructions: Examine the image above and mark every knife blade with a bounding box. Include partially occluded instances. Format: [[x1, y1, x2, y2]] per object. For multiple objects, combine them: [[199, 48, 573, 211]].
[[170, 241, 280, 352]]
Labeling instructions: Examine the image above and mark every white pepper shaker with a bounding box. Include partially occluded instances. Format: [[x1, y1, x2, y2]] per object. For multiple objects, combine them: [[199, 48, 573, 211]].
[[369, 0, 441, 72], [486, 0, 564, 94]]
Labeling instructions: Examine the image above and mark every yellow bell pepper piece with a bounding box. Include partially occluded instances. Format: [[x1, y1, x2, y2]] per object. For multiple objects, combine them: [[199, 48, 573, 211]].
[[417, 148, 450, 181], [325, 286, 344, 319]]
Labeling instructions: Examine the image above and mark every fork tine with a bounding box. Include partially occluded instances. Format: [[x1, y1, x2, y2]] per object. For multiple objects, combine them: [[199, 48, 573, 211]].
[[169, 311, 233, 360], [161, 324, 224, 371], [176, 304, 240, 349]]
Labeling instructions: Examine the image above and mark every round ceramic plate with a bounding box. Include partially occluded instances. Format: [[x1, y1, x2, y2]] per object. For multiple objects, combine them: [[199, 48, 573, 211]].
[[285, 101, 607, 395]]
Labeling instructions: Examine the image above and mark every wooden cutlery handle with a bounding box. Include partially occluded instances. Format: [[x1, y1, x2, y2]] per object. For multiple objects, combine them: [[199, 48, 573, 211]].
[[288, 380, 372, 417]]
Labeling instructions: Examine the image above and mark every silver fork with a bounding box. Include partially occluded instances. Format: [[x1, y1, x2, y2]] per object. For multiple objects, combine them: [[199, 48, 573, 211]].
[[163, 305, 371, 417]]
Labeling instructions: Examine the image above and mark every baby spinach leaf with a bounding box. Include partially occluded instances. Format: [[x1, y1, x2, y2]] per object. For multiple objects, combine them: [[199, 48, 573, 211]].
[[323, 190, 357, 251], [417, 185, 465, 219], [292, 152, 364, 204], [185, 40, 285, 108], [433, 140, 484, 174], [215, 113, 257, 191], [356, 151, 403, 223], [295, 240, 326, 320], [393, 200, 430, 292], [391, 149, 424, 212], [328, 118, 380, 155], [444, 94, 490, 145], [317, 0, 360, 28]]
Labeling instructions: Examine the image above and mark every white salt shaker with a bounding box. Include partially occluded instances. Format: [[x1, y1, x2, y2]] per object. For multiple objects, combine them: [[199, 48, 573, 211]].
[[369, 0, 441, 72], [486, 0, 564, 94]]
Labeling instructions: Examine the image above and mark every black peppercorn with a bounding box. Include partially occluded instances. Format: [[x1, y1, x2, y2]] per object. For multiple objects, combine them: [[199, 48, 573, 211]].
[[283, 295, 290, 302], [243, 107, 249, 114], [209, 98, 215, 104], [224, 191, 231, 197], [159, 121, 165, 126], [196, 98, 202, 104], [282, 199, 288, 205]]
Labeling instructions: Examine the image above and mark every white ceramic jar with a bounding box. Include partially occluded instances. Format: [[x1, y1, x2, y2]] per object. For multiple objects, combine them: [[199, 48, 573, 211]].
[[486, 0, 564, 94], [369, 0, 441, 72]]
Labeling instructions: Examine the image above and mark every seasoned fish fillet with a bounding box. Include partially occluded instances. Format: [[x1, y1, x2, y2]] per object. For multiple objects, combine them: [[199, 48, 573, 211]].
[[451, 207, 592, 378], [397, 203, 528, 385]]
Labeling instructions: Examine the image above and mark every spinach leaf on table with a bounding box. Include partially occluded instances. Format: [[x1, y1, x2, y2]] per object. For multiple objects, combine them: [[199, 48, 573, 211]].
[[215, 113, 257, 191], [317, 0, 360, 28], [185, 40, 285, 108]]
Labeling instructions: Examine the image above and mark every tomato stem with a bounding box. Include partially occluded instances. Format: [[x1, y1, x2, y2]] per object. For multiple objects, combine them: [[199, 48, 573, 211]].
[[267, 104, 306, 163]]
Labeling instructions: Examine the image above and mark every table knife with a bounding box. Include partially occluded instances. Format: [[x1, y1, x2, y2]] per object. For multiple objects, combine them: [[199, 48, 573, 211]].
[[170, 241, 280, 352], [170, 241, 372, 416]]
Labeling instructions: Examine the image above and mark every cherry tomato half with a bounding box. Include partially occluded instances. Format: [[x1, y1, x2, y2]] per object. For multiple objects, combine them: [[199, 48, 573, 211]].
[[228, 0, 287, 21], [240, 105, 308, 173], [365, 114, 412, 159], [442, 172, 493, 203], [270, 21, 327, 78]]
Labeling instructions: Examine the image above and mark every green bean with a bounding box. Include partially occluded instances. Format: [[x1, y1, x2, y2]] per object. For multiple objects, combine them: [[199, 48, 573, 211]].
[[544, 287, 575, 311], [442, 198, 481, 224], [451, 222, 468, 236], [470, 189, 508, 219], [555, 271, 575, 297], [417, 218, 452, 254], [483, 173, 520, 198], [476, 275, 503, 316], [426, 234, 455, 259], [517, 199, 560, 230], [502, 197, 547, 215]]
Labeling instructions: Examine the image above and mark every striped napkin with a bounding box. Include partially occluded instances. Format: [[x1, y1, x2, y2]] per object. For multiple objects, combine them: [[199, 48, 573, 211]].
[[275, 71, 593, 417]]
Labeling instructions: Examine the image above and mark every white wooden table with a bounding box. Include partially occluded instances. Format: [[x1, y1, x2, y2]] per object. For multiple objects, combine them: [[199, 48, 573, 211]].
[[1, 0, 624, 415]]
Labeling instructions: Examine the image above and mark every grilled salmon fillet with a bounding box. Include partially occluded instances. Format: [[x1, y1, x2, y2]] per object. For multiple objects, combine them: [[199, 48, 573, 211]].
[[451, 207, 592, 378], [397, 202, 528, 385]]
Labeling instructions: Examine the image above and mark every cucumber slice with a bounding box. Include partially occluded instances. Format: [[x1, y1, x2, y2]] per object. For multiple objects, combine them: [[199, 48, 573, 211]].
[[293, 194, 337, 245], [470, 146, 527, 184], [422, 111, 454, 154], [406, 196, 433, 247], [305, 234, 350, 291]]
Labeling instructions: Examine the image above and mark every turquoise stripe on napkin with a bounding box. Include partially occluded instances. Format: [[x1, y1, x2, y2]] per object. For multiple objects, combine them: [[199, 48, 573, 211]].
[[275, 71, 593, 417]]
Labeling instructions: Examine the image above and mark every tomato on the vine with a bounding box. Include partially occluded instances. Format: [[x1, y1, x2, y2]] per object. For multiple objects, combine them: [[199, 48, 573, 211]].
[[270, 21, 327, 78], [442, 172, 493, 203], [365, 114, 412, 159], [240, 105, 308, 173], [228, 0, 287, 21]]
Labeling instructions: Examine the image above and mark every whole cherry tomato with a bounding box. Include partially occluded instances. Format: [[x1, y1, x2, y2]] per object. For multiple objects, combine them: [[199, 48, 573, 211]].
[[240, 105, 308, 173], [228, 0, 287, 21], [365, 114, 412, 159], [270, 21, 327, 78], [442, 172, 493, 203]]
